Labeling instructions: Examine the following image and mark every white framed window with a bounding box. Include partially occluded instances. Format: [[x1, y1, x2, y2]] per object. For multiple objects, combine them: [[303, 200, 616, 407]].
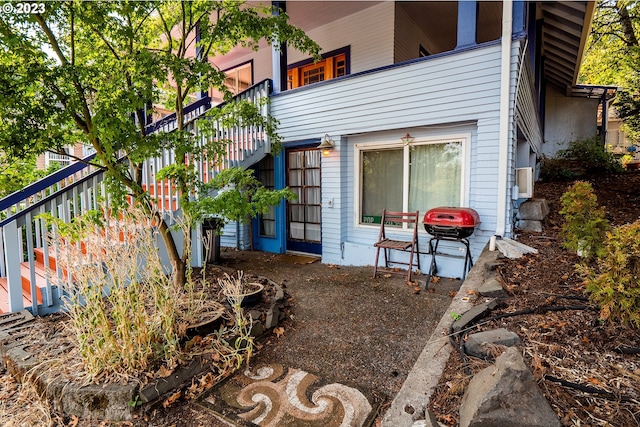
[[45, 146, 72, 168], [355, 135, 468, 226], [210, 61, 253, 105]]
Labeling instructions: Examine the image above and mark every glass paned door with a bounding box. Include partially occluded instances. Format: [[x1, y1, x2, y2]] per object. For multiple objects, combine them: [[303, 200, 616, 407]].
[[256, 156, 276, 237], [286, 148, 322, 254]]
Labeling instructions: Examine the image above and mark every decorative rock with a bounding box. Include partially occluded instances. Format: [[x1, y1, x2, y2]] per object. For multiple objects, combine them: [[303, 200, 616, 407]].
[[464, 328, 521, 359], [459, 347, 560, 427], [478, 277, 507, 298], [495, 237, 538, 259], [451, 300, 498, 333], [47, 378, 138, 421], [517, 199, 549, 221], [412, 410, 443, 427], [516, 219, 544, 233], [483, 262, 502, 278]]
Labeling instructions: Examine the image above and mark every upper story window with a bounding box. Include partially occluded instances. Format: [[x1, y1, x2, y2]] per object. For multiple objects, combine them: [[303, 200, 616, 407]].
[[45, 146, 72, 168], [210, 61, 253, 105], [287, 47, 349, 90]]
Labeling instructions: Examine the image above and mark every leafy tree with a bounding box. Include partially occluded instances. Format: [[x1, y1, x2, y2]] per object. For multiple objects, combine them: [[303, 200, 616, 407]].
[[0, 153, 61, 198], [0, 1, 320, 287], [580, 0, 640, 143]]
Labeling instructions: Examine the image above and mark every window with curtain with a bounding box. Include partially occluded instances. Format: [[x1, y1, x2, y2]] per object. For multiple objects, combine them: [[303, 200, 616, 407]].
[[359, 138, 464, 226]]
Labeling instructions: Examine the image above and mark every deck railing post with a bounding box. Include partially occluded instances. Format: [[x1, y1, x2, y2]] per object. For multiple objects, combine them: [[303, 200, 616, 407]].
[[3, 220, 24, 312]]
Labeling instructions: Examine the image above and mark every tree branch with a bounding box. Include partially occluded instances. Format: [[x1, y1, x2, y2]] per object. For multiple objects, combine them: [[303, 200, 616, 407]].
[[616, 0, 639, 46], [45, 148, 105, 171], [157, 7, 172, 50], [33, 13, 69, 66], [34, 11, 95, 139]]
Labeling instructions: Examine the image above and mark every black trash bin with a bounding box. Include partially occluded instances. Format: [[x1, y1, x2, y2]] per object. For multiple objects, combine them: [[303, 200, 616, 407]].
[[202, 217, 223, 264]]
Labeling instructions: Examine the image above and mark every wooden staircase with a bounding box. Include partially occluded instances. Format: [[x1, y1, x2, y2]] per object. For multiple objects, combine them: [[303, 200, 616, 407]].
[[0, 79, 273, 315], [0, 248, 51, 313]]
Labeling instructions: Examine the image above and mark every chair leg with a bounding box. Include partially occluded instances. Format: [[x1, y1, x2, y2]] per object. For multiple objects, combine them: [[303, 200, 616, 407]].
[[373, 246, 381, 278], [407, 248, 414, 282]]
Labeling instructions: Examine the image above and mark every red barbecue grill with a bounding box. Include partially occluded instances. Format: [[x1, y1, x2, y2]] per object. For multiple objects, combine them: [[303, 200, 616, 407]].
[[423, 207, 480, 283]]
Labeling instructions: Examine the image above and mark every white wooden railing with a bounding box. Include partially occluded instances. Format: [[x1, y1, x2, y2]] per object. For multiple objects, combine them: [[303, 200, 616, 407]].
[[0, 79, 272, 315]]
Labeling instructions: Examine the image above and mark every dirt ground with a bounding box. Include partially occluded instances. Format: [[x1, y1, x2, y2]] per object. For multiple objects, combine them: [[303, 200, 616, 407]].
[[429, 171, 640, 426], [133, 251, 461, 426]]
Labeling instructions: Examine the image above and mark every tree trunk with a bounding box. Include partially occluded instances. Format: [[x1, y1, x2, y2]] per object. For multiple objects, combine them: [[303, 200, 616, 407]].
[[156, 213, 187, 288], [617, 0, 639, 47]]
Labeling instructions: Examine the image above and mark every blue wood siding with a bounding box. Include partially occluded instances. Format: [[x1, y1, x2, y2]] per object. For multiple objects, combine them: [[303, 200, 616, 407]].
[[269, 43, 515, 276]]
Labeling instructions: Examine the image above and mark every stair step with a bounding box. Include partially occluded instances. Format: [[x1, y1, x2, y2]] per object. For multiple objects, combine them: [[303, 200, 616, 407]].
[[0, 277, 33, 314], [19, 263, 46, 305], [35, 247, 58, 271], [0, 279, 10, 313]]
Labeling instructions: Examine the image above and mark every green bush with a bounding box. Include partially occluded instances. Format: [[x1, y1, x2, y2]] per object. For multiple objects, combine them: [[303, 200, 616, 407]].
[[540, 136, 623, 181], [539, 155, 581, 181], [581, 221, 640, 328], [559, 181, 609, 260]]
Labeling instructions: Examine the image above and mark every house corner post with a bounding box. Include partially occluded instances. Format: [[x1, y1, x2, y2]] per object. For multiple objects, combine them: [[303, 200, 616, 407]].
[[496, 0, 514, 237], [271, 1, 288, 94], [456, 0, 478, 49]]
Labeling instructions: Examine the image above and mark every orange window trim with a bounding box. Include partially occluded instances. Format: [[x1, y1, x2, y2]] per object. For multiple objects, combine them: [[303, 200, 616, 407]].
[[288, 53, 346, 90]]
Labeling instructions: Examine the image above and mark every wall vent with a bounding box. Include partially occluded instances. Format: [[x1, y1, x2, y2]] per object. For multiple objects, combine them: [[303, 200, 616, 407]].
[[515, 167, 534, 199]]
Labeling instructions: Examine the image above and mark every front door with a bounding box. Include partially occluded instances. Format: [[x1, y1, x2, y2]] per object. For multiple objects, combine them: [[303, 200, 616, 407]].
[[286, 148, 322, 254], [252, 155, 286, 253]]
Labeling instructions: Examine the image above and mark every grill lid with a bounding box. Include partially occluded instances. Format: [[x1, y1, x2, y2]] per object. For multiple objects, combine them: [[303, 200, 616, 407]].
[[423, 207, 481, 228]]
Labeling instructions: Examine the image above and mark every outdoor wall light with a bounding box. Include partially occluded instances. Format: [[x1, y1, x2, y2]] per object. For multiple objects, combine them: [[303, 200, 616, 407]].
[[317, 134, 335, 156], [401, 132, 415, 145]]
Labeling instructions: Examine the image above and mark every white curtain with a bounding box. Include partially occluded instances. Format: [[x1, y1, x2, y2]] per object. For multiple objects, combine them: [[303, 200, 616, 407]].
[[409, 142, 462, 212]]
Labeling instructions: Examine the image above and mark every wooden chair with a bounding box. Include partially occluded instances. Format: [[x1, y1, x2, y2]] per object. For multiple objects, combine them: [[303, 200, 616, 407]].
[[373, 210, 421, 282]]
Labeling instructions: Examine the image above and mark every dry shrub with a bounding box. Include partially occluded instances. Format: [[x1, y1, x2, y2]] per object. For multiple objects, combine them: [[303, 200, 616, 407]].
[[0, 367, 59, 427], [216, 272, 255, 369], [42, 205, 181, 380]]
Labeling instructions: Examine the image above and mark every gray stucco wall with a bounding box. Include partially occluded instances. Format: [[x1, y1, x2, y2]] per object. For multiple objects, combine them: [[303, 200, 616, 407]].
[[542, 85, 599, 156]]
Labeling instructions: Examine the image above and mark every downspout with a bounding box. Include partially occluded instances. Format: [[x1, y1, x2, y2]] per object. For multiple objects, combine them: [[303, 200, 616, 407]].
[[495, 0, 513, 237], [600, 92, 608, 146]]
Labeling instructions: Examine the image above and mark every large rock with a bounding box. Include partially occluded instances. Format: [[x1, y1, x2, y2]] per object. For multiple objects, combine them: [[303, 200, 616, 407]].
[[459, 347, 560, 427], [495, 238, 538, 259], [451, 300, 498, 333], [477, 277, 507, 298], [464, 328, 521, 359], [515, 219, 544, 233], [517, 199, 549, 221]]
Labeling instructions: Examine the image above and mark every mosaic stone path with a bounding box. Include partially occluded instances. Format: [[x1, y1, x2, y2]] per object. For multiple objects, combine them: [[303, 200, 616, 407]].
[[197, 363, 377, 426]]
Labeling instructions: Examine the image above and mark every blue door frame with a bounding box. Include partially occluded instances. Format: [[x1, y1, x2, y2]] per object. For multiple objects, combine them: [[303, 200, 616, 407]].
[[252, 153, 287, 253], [251, 140, 322, 255]]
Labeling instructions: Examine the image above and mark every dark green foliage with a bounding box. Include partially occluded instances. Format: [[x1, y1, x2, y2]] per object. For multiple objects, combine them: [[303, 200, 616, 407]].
[[539, 155, 581, 182], [540, 137, 623, 181], [0, 155, 61, 198], [615, 89, 640, 143]]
